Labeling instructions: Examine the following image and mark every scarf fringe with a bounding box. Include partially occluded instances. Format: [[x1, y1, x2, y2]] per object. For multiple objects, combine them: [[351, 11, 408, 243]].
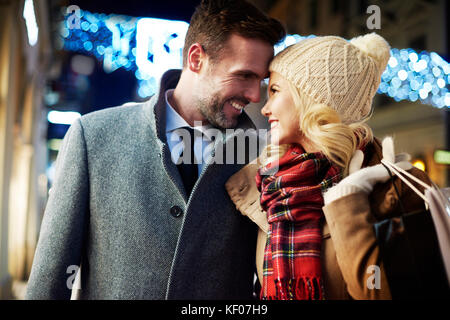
[[262, 277, 324, 300]]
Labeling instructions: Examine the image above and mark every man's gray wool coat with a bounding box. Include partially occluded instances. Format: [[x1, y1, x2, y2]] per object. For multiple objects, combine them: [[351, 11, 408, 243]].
[[25, 70, 258, 299]]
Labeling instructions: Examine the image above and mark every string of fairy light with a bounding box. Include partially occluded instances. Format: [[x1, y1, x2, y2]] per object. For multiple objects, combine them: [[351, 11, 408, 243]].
[[56, 7, 449, 108]]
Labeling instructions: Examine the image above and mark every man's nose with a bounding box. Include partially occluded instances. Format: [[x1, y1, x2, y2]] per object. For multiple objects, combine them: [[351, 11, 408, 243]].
[[245, 81, 262, 103]]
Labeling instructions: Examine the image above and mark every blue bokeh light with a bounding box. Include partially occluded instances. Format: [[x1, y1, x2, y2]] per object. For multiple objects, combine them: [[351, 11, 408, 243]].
[[59, 8, 449, 107]]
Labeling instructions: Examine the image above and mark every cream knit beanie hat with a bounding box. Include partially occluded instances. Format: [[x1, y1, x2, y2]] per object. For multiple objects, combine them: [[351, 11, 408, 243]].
[[269, 33, 391, 124]]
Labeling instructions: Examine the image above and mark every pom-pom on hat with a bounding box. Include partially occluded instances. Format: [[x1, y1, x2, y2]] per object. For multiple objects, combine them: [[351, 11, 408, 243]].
[[269, 33, 390, 123]]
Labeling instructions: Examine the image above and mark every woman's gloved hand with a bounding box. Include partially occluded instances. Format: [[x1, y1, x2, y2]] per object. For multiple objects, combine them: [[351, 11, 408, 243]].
[[323, 137, 413, 205]]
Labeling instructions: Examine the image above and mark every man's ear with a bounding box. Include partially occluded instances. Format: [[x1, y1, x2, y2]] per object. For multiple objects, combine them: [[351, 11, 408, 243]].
[[187, 43, 206, 73]]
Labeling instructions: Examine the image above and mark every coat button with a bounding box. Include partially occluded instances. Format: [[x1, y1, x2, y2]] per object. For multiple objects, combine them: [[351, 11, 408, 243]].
[[170, 205, 183, 218]]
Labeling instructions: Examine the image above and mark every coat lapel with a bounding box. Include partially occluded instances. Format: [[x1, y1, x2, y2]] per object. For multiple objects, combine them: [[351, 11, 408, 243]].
[[144, 70, 187, 198], [192, 112, 257, 196]]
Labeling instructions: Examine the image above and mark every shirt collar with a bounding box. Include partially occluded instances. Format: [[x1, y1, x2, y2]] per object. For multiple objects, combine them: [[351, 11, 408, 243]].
[[165, 89, 189, 133]]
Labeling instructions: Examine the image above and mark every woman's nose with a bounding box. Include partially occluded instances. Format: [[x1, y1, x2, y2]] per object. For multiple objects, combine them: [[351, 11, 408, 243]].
[[261, 103, 270, 117]]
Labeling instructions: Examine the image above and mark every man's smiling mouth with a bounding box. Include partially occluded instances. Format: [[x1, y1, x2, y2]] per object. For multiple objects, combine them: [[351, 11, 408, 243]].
[[230, 100, 245, 111]]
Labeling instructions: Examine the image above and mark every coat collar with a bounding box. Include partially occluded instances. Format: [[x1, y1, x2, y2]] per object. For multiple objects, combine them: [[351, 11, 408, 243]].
[[142, 69, 182, 145]]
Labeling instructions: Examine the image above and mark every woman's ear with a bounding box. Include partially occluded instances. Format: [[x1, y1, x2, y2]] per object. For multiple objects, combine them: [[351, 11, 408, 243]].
[[187, 43, 205, 73]]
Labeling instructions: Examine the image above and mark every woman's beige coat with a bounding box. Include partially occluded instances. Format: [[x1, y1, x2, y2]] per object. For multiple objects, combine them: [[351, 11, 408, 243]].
[[225, 139, 431, 299]]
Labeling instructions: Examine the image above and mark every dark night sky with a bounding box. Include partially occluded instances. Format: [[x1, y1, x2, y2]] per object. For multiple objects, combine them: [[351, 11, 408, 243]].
[[66, 0, 201, 21]]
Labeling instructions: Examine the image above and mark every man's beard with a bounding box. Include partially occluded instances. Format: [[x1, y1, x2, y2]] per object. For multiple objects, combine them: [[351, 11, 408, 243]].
[[196, 93, 240, 129]]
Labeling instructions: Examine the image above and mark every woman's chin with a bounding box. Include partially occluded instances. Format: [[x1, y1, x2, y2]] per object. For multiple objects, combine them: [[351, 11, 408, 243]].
[[269, 135, 282, 145], [268, 130, 288, 145]]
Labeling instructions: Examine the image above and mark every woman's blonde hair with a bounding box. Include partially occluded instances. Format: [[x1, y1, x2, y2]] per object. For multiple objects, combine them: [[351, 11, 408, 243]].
[[260, 80, 373, 175]]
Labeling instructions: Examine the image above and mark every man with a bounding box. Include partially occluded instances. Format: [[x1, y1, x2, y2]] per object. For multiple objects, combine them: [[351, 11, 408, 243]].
[[26, 0, 285, 299]]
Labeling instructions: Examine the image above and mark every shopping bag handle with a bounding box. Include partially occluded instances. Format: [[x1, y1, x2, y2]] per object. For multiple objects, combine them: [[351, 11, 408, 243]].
[[381, 159, 431, 208]]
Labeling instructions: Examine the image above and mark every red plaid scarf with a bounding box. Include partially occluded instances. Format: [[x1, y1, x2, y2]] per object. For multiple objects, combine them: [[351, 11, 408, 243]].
[[255, 144, 342, 300]]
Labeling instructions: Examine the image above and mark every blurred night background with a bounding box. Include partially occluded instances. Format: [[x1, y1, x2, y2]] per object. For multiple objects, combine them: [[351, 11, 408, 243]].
[[0, 0, 448, 299]]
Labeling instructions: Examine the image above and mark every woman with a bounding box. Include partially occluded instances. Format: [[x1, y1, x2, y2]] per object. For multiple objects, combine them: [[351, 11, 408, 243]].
[[226, 33, 431, 299]]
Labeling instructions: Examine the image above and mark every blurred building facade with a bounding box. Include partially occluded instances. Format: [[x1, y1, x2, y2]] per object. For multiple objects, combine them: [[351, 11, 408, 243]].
[[0, 0, 52, 298], [251, 0, 449, 186]]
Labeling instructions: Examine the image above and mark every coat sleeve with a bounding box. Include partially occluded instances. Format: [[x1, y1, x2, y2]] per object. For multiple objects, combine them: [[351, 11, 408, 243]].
[[26, 119, 89, 300], [322, 192, 392, 300]]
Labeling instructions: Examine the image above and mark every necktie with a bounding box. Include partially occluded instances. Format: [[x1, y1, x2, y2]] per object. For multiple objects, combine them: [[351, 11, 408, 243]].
[[176, 127, 198, 197]]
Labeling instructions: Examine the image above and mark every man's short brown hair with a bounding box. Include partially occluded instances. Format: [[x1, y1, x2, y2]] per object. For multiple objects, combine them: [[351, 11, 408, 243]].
[[183, 0, 286, 67]]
